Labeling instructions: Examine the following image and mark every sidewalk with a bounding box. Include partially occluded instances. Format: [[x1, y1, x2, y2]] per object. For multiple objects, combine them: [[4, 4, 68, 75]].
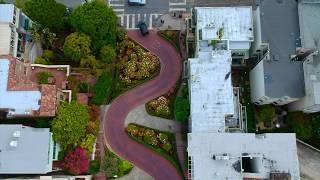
[[125, 104, 182, 133]]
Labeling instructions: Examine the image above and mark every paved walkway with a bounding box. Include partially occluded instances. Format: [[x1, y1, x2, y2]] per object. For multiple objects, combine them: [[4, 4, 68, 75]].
[[103, 30, 182, 180], [116, 167, 154, 180], [297, 141, 320, 180], [126, 104, 182, 133]]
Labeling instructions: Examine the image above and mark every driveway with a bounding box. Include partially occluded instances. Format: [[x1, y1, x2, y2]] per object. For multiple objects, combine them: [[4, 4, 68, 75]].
[[103, 30, 182, 180]]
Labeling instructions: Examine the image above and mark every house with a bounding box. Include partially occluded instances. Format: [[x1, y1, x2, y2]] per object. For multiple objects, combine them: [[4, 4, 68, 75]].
[[0, 125, 58, 174], [188, 133, 300, 180], [0, 4, 39, 62], [249, 0, 305, 106], [289, 0, 320, 113], [0, 56, 71, 118], [187, 6, 300, 180]]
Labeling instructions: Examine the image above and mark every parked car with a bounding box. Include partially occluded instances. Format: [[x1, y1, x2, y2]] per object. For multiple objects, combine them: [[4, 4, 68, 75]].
[[128, 0, 146, 6], [138, 22, 149, 36]]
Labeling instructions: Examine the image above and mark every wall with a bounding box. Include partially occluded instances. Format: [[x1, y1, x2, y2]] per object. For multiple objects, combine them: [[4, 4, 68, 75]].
[[249, 60, 265, 103]]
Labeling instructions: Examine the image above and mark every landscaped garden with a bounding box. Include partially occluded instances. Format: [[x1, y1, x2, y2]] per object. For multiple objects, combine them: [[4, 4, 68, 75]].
[[103, 149, 133, 178], [110, 37, 161, 99], [126, 123, 181, 170], [158, 30, 180, 51]]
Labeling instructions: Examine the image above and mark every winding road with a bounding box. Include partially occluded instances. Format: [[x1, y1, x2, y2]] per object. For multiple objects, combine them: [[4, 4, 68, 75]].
[[103, 31, 182, 180]]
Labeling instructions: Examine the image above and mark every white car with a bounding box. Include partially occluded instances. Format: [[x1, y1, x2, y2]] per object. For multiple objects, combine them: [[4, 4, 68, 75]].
[[128, 0, 146, 6]]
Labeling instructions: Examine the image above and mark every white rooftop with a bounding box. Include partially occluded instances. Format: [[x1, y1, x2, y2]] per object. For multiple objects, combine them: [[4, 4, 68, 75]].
[[0, 58, 41, 115], [189, 50, 234, 133], [0, 4, 14, 23], [195, 7, 253, 41], [0, 125, 53, 174], [188, 133, 300, 180]]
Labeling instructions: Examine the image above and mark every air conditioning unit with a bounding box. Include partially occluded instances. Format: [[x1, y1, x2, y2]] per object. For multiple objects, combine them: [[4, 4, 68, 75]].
[[13, 130, 21, 138], [10, 140, 18, 147]]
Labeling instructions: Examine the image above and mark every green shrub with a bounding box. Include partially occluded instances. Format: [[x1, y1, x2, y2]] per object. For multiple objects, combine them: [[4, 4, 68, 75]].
[[104, 150, 133, 178], [78, 82, 89, 93], [100, 45, 116, 63], [288, 112, 313, 140], [88, 159, 100, 174], [43, 49, 55, 60], [35, 57, 50, 65], [118, 160, 133, 176], [257, 105, 276, 123], [174, 96, 190, 122], [91, 71, 113, 105], [37, 71, 53, 84], [58, 150, 65, 160]]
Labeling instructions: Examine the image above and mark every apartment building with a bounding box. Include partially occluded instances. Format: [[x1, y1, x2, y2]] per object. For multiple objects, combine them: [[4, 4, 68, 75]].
[[187, 6, 300, 180], [249, 0, 304, 106], [0, 4, 39, 62]]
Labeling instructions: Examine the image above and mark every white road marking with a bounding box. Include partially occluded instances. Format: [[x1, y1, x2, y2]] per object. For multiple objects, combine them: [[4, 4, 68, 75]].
[[169, 2, 186, 5], [110, 4, 124, 6], [113, 9, 125, 12], [169, 7, 187, 12], [131, 14, 136, 29]]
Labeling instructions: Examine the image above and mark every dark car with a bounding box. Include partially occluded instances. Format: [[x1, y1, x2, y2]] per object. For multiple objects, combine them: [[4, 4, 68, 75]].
[[138, 22, 149, 36]]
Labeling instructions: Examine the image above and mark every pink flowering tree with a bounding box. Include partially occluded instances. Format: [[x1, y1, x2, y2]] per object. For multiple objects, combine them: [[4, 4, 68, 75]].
[[64, 147, 90, 175]]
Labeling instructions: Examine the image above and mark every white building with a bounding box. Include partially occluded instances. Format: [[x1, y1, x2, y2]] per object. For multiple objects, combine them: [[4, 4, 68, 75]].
[[0, 4, 37, 62], [0, 125, 58, 174], [249, 0, 304, 105], [289, 0, 320, 113], [187, 5, 300, 180], [188, 133, 300, 180], [194, 7, 254, 64]]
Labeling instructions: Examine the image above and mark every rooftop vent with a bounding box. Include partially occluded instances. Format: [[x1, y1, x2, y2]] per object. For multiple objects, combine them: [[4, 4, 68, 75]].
[[9, 140, 18, 148], [13, 130, 21, 138]]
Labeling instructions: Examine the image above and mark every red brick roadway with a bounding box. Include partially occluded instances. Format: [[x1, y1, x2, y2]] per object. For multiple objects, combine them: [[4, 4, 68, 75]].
[[103, 30, 183, 180]]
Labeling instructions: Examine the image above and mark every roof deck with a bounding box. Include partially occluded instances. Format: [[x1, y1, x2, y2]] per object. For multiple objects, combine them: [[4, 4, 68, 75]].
[[189, 50, 234, 133], [188, 133, 300, 180]]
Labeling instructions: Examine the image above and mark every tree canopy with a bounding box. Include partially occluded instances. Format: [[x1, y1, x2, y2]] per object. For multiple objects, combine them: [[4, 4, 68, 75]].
[[70, 1, 117, 51], [100, 45, 116, 63], [63, 32, 91, 61], [24, 0, 67, 31], [52, 102, 89, 149]]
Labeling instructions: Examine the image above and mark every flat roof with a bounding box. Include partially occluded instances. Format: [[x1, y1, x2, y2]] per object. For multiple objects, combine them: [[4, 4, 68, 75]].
[[259, 0, 305, 98], [189, 50, 234, 133], [0, 125, 52, 174], [0, 4, 14, 23], [195, 7, 253, 41], [188, 133, 300, 180], [0, 58, 41, 115], [298, 2, 320, 105]]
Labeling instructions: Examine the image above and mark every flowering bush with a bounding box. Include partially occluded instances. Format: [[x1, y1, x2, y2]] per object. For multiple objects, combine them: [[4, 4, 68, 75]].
[[63, 147, 90, 175], [118, 38, 160, 85], [147, 96, 170, 116], [126, 123, 174, 154]]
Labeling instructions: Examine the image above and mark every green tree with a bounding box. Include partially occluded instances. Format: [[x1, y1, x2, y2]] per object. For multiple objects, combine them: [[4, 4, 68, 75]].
[[14, 0, 25, 9], [64, 32, 91, 61], [100, 45, 116, 63], [70, 1, 117, 51], [30, 23, 56, 49], [24, 0, 67, 31], [43, 49, 55, 60], [52, 102, 89, 149], [80, 55, 98, 70]]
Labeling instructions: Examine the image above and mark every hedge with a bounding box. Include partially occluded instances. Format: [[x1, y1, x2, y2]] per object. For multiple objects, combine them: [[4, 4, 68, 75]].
[[91, 71, 113, 105]]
